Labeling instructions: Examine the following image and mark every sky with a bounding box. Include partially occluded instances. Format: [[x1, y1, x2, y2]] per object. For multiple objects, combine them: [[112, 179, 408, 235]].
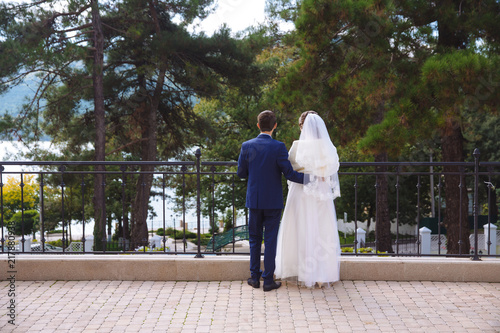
[[0, 0, 267, 235], [0, 0, 270, 35], [194, 0, 268, 35]]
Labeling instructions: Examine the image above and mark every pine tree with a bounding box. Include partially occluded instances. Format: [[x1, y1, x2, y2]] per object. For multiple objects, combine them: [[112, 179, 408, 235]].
[[268, 0, 500, 254], [1, 0, 268, 249], [0, 0, 109, 249]]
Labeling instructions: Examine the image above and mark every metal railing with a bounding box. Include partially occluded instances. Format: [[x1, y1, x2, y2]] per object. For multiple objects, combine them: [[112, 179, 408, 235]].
[[1, 148, 499, 258]]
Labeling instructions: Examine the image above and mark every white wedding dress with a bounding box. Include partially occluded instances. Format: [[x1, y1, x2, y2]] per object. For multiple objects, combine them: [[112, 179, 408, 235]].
[[275, 114, 341, 288]]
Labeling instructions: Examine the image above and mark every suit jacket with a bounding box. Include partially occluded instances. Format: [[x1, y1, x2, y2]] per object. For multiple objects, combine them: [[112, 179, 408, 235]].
[[237, 134, 304, 209]]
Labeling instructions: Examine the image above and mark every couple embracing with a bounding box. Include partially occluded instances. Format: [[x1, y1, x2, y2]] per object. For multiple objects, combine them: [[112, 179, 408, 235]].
[[237, 110, 341, 291]]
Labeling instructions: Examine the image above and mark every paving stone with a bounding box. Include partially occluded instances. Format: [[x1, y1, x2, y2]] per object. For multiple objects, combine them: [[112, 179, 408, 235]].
[[1, 280, 499, 332]]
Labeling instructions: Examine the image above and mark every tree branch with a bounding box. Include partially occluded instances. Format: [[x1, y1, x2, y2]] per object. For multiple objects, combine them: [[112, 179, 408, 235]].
[[106, 138, 149, 156], [45, 5, 92, 21], [54, 23, 93, 34], [102, 22, 128, 35]]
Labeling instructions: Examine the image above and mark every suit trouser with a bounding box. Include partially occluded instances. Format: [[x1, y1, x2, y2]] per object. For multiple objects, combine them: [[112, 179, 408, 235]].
[[248, 208, 282, 284]]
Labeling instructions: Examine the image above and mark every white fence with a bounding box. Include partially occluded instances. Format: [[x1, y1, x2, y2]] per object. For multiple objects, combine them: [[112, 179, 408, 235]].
[[354, 224, 500, 255], [7, 236, 94, 253]]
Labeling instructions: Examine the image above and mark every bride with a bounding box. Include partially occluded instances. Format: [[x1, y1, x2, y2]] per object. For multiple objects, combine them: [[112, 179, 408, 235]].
[[275, 111, 341, 288]]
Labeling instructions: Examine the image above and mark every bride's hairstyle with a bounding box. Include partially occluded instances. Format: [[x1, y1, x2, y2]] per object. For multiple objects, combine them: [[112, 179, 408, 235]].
[[294, 111, 341, 200], [299, 110, 318, 130], [258, 110, 276, 131]]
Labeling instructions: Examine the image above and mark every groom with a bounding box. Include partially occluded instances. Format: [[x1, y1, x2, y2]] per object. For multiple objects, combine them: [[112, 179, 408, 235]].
[[237, 110, 304, 291]]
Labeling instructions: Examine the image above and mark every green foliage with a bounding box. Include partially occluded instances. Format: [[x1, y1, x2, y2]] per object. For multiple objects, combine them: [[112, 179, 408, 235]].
[[165, 227, 176, 236], [197, 233, 212, 247], [105, 242, 122, 251], [10, 210, 39, 236], [168, 230, 196, 240], [47, 239, 64, 248], [341, 247, 379, 254], [341, 245, 388, 255], [155, 227, 198, 239], [139, 246, 170, 252], [159, 227, 197, 239], [1, 0, 271, 249], [420, 51, 498, 122], [2, 0, 499, 254], [223, 208, 234, 232], [1, 175, 39, 227]]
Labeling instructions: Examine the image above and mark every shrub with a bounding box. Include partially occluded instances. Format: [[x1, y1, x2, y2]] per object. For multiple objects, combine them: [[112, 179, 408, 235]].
[[341, 247, 377, 253], [172, 230, 197, 240], [106, 242, 122, 251], [47, 239, 65, 248], [10, 210, 39, 235]]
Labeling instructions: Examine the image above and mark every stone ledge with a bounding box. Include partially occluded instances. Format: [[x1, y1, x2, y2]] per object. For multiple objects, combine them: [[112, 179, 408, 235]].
[[1, 255, 499, 282]]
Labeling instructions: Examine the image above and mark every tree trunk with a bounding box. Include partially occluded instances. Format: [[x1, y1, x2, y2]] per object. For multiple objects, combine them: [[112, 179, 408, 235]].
[[375, 151, 393, 253], [129, 92, 153, 247], [436, 0, 470, 255], [90, 0, 107, 251], [129, 3, 167, 248], [129, 74, 165, 246], [441, 118, 470, 254], [373, 100, 393, 253]]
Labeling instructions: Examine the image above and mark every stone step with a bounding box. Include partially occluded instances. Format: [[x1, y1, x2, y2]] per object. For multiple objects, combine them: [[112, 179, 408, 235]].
[[1, 255, 499, 282]]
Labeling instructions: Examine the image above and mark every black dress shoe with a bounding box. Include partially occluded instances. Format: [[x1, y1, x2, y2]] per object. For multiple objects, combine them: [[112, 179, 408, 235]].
[[247, 277, 260, 288], [263, 281, 281, 292]]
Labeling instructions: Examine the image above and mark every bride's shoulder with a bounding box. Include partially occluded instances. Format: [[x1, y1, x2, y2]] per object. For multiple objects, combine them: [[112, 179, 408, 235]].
[[289, 140, 300, 151]]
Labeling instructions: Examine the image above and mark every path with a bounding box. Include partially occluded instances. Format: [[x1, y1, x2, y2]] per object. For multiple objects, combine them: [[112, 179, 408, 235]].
[[1, 280, 499, 332]]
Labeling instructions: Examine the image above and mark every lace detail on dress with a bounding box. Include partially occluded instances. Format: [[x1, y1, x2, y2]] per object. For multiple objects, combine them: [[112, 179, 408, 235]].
[[303, 174, 341, 201]]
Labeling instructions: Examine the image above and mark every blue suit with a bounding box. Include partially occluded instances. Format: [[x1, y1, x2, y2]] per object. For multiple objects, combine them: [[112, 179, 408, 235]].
[[237, 134, 304, 283]]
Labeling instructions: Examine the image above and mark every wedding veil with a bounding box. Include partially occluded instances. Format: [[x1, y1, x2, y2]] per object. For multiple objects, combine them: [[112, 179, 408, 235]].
[[289, 113, 341, 200]]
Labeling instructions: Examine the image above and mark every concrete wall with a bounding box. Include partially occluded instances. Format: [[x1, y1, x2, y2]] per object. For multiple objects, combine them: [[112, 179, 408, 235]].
[[1, 255, 499, 282]]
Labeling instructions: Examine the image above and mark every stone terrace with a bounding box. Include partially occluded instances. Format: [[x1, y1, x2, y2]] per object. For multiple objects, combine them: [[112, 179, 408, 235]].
[[1, 280, 499, 332]]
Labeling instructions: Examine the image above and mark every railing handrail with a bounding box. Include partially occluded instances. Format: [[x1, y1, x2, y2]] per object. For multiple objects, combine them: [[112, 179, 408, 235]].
[[1, 148, 499, 258], [0, 161, 195, 166]]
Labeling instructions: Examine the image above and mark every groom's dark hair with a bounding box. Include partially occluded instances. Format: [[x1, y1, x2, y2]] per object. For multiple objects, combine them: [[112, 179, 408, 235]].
[[258, 110, 276, 132]]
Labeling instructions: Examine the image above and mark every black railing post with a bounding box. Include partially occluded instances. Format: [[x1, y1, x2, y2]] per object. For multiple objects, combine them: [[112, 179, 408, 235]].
[[458, 166, 465, 255], [140, 173, 146, 252], [20, 173, 25, 252], [80, 174, 86, 253], [181, 165, 187, 252], [120, 165, 127, 252], [210, 166, 216, 252], [102, 170, 107, 253], [437, 176, 443, 255], [40, 174, 45, 252], [395, 167, 401, 255], [353, 175, 358, 255], [162, 173, 166, 252], [416, 175, 421, 256], [486, 168, 494, 255], [374, 179, 379, 254], [0, 166, 3, 253], [195, 148, 203, 258], [59, 166, 66, 252], [232, 175, 236, 253], [472, 148, 481, 261]]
